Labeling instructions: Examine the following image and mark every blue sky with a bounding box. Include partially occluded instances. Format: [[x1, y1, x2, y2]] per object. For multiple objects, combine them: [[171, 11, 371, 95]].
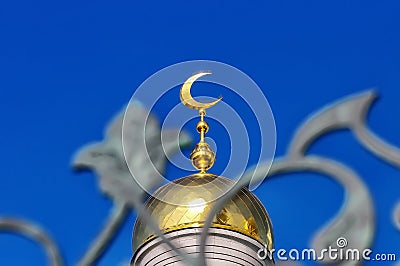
[[1, 1, 399, 265]]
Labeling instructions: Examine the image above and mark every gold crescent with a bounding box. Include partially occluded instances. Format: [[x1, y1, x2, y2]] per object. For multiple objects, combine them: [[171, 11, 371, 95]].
[[180, 71, 222, 110]]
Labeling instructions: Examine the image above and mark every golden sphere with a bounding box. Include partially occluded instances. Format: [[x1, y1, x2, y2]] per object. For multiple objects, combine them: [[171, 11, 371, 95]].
[[196, 120, 209, 133], [132, 173, 274, 252], [190, 143, 216, 172]]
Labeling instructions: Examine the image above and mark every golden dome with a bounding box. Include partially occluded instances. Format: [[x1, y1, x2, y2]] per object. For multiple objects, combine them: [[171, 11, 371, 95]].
[[132, 173, 273, 252]]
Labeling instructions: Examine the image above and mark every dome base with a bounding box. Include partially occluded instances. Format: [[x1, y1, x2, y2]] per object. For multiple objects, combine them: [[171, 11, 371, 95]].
[[132, 227, 274, 266]]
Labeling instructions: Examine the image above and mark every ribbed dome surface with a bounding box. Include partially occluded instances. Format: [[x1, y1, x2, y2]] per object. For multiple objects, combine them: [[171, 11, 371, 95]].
[[132, 173, 273, 252]]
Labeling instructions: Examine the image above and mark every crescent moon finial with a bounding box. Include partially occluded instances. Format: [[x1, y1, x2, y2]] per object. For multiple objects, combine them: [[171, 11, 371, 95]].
[[180, 71, 222, 111], [180, 71, 222, 174]]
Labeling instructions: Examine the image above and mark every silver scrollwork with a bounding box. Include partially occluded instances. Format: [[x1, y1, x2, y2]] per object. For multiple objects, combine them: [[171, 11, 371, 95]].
[[1, 90, 399, 265]]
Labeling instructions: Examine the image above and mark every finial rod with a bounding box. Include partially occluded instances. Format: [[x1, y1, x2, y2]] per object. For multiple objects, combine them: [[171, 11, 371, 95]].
[[199, 109, 206, 143], [180, 72, 222, 174]]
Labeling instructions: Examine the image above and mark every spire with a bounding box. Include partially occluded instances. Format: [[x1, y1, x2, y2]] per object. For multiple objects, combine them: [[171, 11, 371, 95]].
[[179, 71, 222, 173]]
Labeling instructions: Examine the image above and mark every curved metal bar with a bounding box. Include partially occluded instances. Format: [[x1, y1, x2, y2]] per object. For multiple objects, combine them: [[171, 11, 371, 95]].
[[269, 157, 374, 262], [394, 203, 400, 231], [288, 90, 400, 167], [199, 156, 374, 265], [78, 202, 129, 266], [287, 90, 377, 157], [0, 217, 63, 266]]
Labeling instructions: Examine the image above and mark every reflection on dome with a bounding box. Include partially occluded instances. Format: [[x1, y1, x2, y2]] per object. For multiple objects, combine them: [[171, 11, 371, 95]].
[[132, 173, 273, 252]]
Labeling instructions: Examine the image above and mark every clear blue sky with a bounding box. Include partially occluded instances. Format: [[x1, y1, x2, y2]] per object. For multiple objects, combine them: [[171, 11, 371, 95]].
[[1, 1, 399, 265]]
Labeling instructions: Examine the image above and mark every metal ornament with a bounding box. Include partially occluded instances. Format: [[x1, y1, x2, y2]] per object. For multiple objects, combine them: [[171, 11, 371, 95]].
[[180, 71, 222, 174], [179, 71, 222, 111], [0, 90, 399, 265]]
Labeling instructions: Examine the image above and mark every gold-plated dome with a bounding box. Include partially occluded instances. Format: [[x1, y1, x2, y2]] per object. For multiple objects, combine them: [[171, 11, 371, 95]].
[[132, 173, 273, 252]]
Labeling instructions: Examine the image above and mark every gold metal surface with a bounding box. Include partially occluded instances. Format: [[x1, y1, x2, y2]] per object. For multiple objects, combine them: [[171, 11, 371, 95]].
[[179, 71, 222, 111], [180, 72, 222, 173], [132, 174, 274, 252], [190, 142, 216, 173]]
